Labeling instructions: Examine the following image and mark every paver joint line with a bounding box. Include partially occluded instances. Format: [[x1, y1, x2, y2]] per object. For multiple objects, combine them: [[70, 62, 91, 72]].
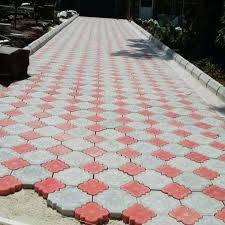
[[0, 16, 225, 225]]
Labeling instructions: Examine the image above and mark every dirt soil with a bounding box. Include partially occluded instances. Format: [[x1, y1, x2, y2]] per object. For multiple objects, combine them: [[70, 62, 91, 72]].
[[9, 20, 50, 48], [0, 189, 124, 225]]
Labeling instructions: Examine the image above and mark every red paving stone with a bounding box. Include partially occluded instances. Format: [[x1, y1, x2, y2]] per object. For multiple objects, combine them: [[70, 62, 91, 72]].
[[13, 144, 35, 153], [122, 204, 156, 225], [157, 165, 182, 178], [203, 185, 225, 201], [169, 206, 202, 225], [152, 150, 175, 161], [2, 158, 29, 170], [42, 160, 69, 173], [82, 162, 107, 174], [75, 202, 109, 224], [121, 181, 150, 197], [0, 176, 22, 196], [35, 178, 65, 199], [118, 148, 141, 159], [162, 183, 191, 200], [119, 163, 145, 176], [216, 208, 225, 222], [194, 167, 219, 180], [78, 179, 108, 196], [185, 152, 209, 163]]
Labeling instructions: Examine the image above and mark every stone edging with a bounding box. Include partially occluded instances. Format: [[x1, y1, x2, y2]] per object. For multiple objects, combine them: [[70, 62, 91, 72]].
[[0, 216, 29, 225], [24, 14, 79, 55], [130, 21, 225, 102]]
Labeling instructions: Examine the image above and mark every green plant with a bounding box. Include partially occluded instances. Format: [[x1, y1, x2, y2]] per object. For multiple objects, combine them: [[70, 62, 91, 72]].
[[216, 12, 225, 53], [136, 18, 184, 49]]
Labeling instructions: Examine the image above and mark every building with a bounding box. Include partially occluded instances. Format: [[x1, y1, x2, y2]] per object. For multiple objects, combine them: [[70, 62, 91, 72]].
[[58, 0, 129, 18], [133, 0, 154, 19], [57, 0, 154, 19], [56, 0, 204, 20]]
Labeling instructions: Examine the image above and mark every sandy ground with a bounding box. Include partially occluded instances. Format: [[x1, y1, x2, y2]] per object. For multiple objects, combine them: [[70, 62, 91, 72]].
[[0, 190, 124, 225]]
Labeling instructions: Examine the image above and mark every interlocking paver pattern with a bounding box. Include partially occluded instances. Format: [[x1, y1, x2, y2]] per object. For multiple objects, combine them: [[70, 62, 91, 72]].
[[0, 17, 225, 224]]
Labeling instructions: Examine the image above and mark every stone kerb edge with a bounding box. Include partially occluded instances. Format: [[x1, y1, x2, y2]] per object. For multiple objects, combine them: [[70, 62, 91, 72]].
[[24, 14, 79, 55]]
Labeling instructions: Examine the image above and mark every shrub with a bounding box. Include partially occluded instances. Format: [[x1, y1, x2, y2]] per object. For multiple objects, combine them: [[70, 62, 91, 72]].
[[135, 18, 184, 49], [216, 12, 225, 53]]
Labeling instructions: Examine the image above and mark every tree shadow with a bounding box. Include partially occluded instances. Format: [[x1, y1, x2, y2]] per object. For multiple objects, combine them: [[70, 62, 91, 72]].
[[111, 38, 174, 61]]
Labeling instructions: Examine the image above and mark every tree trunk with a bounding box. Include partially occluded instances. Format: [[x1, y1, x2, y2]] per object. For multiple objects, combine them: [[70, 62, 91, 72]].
[[127, 0, 131, 19], [14, 2, 18, 29], [195, 0, 224, 51], [34, 9, 38, 25]]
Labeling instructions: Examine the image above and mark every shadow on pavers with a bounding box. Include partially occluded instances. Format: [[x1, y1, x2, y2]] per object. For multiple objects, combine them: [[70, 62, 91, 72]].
[[210, 106, 225, 117], [111, 38, 173, 61]]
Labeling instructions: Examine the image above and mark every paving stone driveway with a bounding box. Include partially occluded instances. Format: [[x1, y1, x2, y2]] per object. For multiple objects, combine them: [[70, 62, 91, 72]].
[[0, 17, 225, 225]]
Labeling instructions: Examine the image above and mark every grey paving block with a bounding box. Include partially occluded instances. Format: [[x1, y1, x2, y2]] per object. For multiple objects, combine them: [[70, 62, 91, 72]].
[[0, 148, 19, 162], [67, 128, 93, 138], [96, 153, 129, 168], [168, 157, 200, 172], [96, 140, 125, 152], [54, 168, 91, 186], [0, 136, 25, 148], [63, 138, 93, 151], [158, 133, 182, 144], [23, 150, 56, 164], [196, 216, 225, 225], [163, 144, 191, 156], [0, 103, 15, 112], [139, 191, 180, 214], [0, 164, 11, 177], [47, 187, 92, 216], [71, 118, 94, 127], [35, 126, 62, 137], [126, 113, 146, 121], [130, 142, 158, 154], [127, 122, 149, 130], [95, 169, 132, 187], [99, 120, 121, 129], [182, 192, 224, 215], [4, 124, 32, 135], [212, 175, 225, 188], [12, 165, 51, 188], [72, 110, 94, 118], [13, 114, 37, 123], [41, 116, 66, 126], [135, 170, 172, 190], [174, 172, 211, 191], [46, 108, 68, 116], [59, 151, 93, 167], [97, 129, 123, 140], [29, 137, 60, 149], [194, 146, 224, 158], [94, 188, 137, 219], [20, 106, 41, 114], [133, 154, 164, 170], [203, 159, 225, 174], [144, 215, 183, 225]]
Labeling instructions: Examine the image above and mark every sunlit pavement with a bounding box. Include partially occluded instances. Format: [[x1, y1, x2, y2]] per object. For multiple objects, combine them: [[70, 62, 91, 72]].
[[0, 17, 225, 225]]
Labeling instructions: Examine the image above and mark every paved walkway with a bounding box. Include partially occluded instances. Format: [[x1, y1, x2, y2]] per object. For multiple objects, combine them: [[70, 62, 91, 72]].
[[0, 17, 225, 225]]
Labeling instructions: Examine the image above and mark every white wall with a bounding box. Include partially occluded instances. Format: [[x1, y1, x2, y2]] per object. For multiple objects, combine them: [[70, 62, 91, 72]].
[[139, 0, 153, 19]]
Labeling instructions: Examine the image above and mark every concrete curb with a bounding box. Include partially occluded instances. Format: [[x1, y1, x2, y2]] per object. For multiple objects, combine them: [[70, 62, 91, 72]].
[[24, 14, 79, 55], [0, 216, 29, 225], [130, 21, 225, 102]]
